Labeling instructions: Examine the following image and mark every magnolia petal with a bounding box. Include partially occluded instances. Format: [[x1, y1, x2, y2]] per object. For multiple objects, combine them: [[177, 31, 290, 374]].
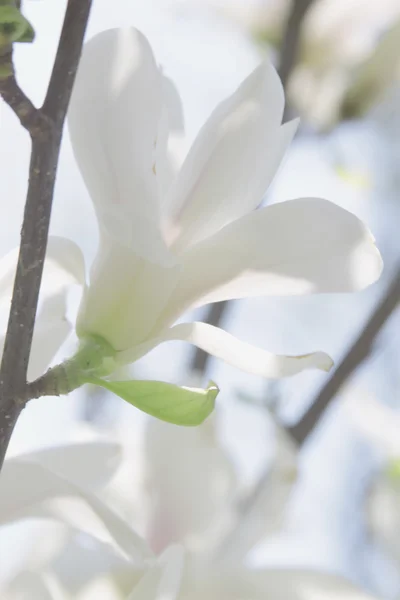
[[0, 457, 151, 563], [127, 546, 184, 600], [68, 28, 171, 264], [119, 322, 333, 378], [156, 76, 185, 200], [187, 567, 379, 599], [164, 60, 293, 252], [45, 533, 140, 599], [77, 237, 181, 351], [0, 236, 85, 307], [43, 236, 86, 289], [162, 198, 383, 320], [240, 569, 378, 600], [223, 426, 298, 562], [22, 442, 121, 490], [2, 572, 55, 600], [0, 237, 85, 380], [145, 415, 237, 553], [30, 238, 85, 380], [27, 292, 72, 381]]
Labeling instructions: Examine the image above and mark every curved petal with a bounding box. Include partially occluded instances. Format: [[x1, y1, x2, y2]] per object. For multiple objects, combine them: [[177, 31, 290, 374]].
[[156, 75, 185, 201], [164, 60, 294, 253], [184, 566, 379, 599], [239, 569, 378, 600], [27, 292, 72, 381], [0, 237, 85, 307], [0, 237, 85, 380], [2, 572, 55, 600], [68, 28, 171, 264], [161, 198, 383, 321], [21, 442, 121, 490], [118, 322, 333, 378], [42, 237, 86, 289], [127, 546, 184, 600], [145, 416, 237, 552], [223, 427, 297, 562], [0, 456, 151, 563]]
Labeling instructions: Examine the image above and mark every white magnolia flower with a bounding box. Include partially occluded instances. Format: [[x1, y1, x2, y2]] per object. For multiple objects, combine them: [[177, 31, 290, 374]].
[[54, 26, 382, 386], [136, 405, 380, 600], [142, 413, 299, 563], [0, 443, 380, 600]]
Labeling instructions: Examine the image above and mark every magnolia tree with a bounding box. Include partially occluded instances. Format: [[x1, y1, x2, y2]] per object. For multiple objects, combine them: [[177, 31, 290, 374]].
[[0, 1, 394, 598]]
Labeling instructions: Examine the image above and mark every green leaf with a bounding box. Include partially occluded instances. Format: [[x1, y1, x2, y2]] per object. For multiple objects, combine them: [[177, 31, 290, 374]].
[[85, 377, 219, 426]]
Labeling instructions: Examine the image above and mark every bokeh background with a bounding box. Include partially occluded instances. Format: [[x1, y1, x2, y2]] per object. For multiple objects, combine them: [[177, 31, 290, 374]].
[[1, 0, 400, 597]]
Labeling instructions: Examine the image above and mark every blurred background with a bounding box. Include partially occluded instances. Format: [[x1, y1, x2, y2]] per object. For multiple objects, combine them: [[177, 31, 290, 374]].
[[1, 0, 400, 597]]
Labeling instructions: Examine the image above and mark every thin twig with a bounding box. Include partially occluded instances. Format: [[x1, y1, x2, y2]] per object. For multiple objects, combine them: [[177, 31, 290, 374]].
[[189, 0, 316, 373], [289, 268, 400, 445], [0, 0, 92, 469], [0, 69, 45, 133]]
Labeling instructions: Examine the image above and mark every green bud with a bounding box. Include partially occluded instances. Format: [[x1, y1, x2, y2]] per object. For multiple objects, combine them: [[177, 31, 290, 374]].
[[0, 3, 35, 46]]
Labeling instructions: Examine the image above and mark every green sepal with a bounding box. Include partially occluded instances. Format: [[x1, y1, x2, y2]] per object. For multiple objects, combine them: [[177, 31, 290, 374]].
[[85, 377, 219, 426], [0, 4, 35, 46]]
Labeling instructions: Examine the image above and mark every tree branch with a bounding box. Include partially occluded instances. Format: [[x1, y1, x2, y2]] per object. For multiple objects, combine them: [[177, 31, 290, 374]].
[[0, 0, 92, 469], [289, 268, 400, 445], [0, 70, 45, 133]]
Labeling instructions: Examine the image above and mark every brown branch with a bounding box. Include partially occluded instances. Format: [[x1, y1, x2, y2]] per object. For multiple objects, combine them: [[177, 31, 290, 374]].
[[0, 71, 45, 133], [289, 268, 400, 445], [189, 0, 316, 374], [0, 0, 92, 469]]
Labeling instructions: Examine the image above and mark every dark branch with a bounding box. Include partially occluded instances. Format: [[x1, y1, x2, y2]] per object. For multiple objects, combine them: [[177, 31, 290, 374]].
[[0, 0, 92, 469], [42, 0, 92, 125], [289, 268, 400, 445], [0, 72, 45, 133]]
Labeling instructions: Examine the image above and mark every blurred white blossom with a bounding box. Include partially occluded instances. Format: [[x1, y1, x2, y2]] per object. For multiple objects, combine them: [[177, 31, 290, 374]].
[[345, 390, 400, 570], [0, 436, 380, 599], [180, 0, 400, 128]]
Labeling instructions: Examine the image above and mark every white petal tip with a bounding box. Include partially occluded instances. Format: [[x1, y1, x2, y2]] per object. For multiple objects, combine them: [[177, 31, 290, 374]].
[[295, 352, 334, 373], [353, 237, 384, 289], [314, 352, 334, 372], [371, 242, 384, 279], [349, 220, 384, 290]]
